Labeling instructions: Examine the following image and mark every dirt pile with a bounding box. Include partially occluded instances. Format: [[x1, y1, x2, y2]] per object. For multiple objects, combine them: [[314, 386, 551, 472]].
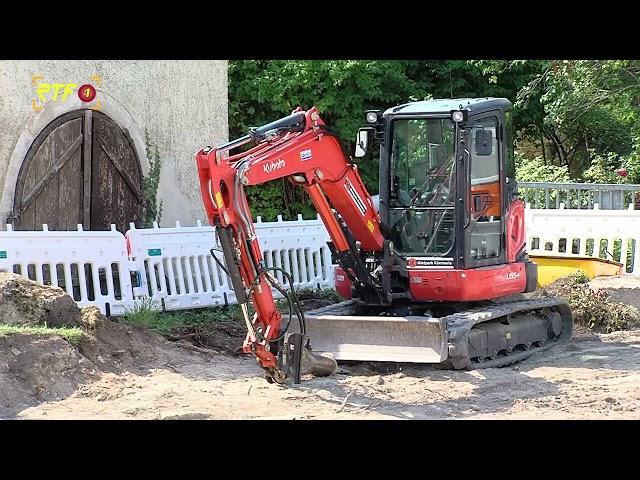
[[0, 273, 81, 327], [588, 275, 640, 310], [0, 333, 100, 417], [0, 307, 203, 418], [0, 279, 199, 418], [167, 320, 245, 355], [4, 280, 640, 420], [77, 307, 178, 370]]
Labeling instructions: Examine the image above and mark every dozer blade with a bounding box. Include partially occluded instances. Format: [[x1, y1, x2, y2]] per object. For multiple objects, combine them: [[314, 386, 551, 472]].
[[297, 311, 449, 363]]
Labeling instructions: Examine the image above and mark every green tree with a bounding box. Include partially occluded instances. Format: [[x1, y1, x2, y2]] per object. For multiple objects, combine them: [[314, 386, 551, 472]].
[[228, 60, 640, 220], [229, 60, 544, 219], [516, 60, 640, 175]]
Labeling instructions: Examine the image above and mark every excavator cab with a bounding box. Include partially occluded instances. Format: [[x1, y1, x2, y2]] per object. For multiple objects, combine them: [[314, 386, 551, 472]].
[[337, 98, 535, 304]]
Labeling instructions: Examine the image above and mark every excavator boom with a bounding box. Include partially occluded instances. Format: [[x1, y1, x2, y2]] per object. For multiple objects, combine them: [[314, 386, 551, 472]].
[[196, 107, 385, 382]]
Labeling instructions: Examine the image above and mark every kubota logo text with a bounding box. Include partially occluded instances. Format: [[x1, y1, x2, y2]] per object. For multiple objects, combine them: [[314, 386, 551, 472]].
[[264, 159, 285, 174]]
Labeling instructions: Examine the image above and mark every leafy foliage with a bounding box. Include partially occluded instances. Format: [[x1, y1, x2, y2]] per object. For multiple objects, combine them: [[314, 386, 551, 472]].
[[515, 154, 571, 183], [229, 60, 542, 219], [142, 129, 164, 227], [516, 60, 640, 176], [583, 152, 627, 184], [546, 272, 640, 333], [515, 154, 571, 206], [228, 60, 640, 219]]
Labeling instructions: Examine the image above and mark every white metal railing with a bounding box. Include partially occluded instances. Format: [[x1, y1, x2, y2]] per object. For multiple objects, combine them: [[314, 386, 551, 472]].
[[518, 181, 640, 210]]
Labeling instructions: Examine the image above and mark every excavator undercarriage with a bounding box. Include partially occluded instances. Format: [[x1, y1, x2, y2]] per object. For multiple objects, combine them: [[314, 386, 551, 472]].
[[295, 295, 572, 370]]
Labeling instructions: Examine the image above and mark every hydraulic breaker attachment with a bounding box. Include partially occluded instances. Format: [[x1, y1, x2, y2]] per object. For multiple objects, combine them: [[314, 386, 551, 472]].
[[271, 333, 337, 385]]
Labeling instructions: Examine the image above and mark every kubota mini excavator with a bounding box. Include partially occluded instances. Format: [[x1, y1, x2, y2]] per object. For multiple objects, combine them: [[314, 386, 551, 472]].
[[196, 98, 573, 384]]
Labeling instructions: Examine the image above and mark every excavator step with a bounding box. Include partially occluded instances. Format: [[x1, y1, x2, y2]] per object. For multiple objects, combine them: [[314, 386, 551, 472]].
[[290, 296, 573, 369]]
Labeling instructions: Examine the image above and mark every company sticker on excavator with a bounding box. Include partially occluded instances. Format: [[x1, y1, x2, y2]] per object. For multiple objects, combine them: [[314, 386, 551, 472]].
[[367, 220, 375, 232], [300, 149, 312, 161], [215, 191, 224, 209], [344, 177, 367, 216], [407, 257, 454, 269], [263, 158, 285, 174]]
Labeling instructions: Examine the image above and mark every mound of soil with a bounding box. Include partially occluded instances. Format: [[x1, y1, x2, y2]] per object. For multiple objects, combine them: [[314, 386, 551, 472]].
[[0, 273, 81, 327], [0, 333, 99, 417], [167, 321, 245, 355], [4, 280, 640, 420], [77, 307, 181, 370], [589, 275, 640, 310], [0, 306, 217, 418]]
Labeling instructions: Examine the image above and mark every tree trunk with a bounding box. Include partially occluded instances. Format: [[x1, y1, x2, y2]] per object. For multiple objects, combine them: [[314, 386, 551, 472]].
[[539, 126, 547, 165]]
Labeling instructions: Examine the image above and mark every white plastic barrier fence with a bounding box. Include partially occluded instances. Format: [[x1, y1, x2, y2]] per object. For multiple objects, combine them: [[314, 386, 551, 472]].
[[125, 214, 334, 312], [4, 205, 638, 316], [125, 220, 235, 310], [256, 214, 333, 292], [525, 203, 640, 274], [0, 224, 137, 315]]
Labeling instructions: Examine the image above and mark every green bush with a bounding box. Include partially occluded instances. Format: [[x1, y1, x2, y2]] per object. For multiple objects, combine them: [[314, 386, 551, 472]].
[[515, 154, 572, 184], [582, 151, 626, 184], [229, 60, 541, 220], [516, 154, 573, 206]]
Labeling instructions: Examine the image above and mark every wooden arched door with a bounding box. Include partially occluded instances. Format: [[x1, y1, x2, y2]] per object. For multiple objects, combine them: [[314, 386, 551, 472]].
[[11, 110, 143, 232]]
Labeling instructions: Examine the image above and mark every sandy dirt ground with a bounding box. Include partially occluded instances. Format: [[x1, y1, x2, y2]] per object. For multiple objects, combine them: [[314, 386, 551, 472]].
[[4, 321, 640, 420]]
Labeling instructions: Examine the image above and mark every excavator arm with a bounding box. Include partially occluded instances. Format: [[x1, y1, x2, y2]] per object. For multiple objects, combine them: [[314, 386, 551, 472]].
[[195, 107, 384, 383]]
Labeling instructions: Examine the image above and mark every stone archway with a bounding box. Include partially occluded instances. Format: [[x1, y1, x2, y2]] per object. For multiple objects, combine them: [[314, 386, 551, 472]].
[[0, 91, 150, 232], [10, 109, 143, 233]]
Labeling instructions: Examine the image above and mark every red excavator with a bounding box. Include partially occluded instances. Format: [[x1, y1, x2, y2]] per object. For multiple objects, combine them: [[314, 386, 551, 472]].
[[196, 98, 573, 384]]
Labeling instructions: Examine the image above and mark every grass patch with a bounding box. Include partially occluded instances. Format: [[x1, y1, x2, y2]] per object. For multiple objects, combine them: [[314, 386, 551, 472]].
[[121, 298, 243, 335], [120, 298, 163, 330], [0, 324, 86, 346], [119, 288, 341, 351]]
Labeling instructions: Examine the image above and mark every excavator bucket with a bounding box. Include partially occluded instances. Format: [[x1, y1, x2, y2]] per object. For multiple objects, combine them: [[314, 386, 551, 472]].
[[290, 303, 449, 363]]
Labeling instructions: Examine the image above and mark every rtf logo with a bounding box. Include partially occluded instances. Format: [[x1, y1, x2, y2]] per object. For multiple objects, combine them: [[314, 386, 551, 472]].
[[31, 74, 102, 112]]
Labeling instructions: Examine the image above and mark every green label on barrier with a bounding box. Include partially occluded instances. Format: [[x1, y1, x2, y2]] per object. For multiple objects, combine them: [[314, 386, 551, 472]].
[[148, 249, 162, 257], [0, 251, 6, 259]]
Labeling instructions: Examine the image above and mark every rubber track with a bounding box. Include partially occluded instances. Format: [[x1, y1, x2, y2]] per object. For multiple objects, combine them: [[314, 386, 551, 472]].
[[304, 296, 573, 370]]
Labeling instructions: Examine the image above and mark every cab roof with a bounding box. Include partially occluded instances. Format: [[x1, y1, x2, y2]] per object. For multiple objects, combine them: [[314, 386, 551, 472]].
[[383, 97, 512, 116]]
